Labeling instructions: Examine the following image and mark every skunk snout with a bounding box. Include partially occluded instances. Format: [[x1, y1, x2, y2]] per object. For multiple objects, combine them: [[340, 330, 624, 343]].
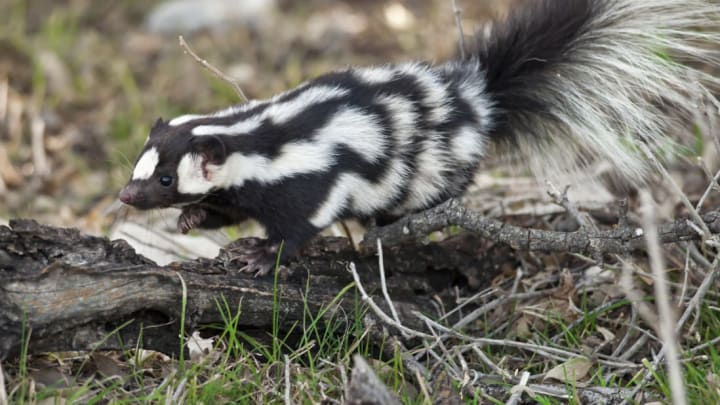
[[119, 184, 142, 207]]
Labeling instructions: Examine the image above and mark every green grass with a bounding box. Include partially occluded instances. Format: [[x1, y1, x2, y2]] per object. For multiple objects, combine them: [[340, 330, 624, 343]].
[[3, 269, 392, 404], [3, 262, 720, 404]]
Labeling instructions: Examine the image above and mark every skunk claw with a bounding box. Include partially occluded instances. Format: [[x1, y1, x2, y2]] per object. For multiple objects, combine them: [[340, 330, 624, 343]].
[[228, 245, 279, 277]]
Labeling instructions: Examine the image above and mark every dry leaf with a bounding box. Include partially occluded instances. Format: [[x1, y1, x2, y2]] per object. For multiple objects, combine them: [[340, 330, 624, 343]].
[[597, 326, 616, 342], [92, 353, 125, 379], [544, 357, 592, 383], [30, 367, 70, 388], [513, 315, 533, 339], [187, 331, 216, 362]]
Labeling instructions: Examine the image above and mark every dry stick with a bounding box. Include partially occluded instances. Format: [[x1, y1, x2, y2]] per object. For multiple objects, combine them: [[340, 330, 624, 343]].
[[696, 168, 720, 211], [349, 262, 434, 340], [6, 98, 22, 145], [416, 311, 636, 368], [687, 334, 720, 355], [611, 305, 638, 359], [639, 191, 687, 405], [0, 76, 7, 123], [451, 0, 466, 59], [546, 182, 595, 231], [350, 261, 598, 363], [178, 35, 248, 103], [363, 199, 720, 257], [679, 246, 691, 311], [452, 289, 558, 330], [438, 287, 497, 321], [676, 255, 720, 331], [550, 298, 626, 343], [506, 371, 530, 405], [621, 194, 700, 405], [339, 221, 356, 250], [639, 143, 710, 238], [0, 168, 6, 194], [376, 239, 404, 333], [414, 368, 433, 405], [284, 354, 292, 405], [471, 346, 512, 380], [30, 114, 49, 179], [0, 361, 6, 405], [421, 319, 461, 373]]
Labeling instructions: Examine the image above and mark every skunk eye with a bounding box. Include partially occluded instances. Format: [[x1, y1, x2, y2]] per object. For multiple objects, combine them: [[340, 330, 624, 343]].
[[159, 175, 173, 187]]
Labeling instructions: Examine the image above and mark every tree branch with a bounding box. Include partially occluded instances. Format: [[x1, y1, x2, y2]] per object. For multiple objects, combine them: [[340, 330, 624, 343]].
[[362, 199, 720, 256]]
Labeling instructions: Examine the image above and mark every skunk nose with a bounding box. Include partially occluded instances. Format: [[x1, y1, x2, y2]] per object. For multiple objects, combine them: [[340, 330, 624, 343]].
[[119, 186, 137, 205]]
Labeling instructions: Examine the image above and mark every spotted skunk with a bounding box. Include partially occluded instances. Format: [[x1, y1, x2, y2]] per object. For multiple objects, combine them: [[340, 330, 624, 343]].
[[120, 0, 720, 276]]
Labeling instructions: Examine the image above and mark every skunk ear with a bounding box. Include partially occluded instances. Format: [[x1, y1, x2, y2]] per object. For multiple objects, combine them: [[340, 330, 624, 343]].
[[191, 135, 227, 165], [149, 117, 167, 137]]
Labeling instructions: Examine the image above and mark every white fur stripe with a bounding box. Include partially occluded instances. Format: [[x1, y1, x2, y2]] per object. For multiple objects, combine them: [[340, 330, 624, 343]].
[[205, 144, 333, 189], [265, 86, 350, 125], [310, 158, 409, 228], [201, 107, 384, 188], [168, 102, 259, 127], [192, 116, 263, 136], [397, 130, 449, 212], [190, 86, 350, 136], [355, 66, 397, 84], [132, 147, 159, 180], [314, 107, 385, 162], [376, 94, 416, 147], [400, 63, 452, 124], [176, 153, 214, 194], [452, 126, 487, 162]]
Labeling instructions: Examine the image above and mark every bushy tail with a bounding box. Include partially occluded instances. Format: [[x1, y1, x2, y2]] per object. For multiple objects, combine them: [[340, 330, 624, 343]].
[[474, 0, 720, 183]]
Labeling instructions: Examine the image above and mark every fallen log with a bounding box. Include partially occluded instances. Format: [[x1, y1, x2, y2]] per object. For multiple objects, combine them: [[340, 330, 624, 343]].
[[0, 220, 491, 359]]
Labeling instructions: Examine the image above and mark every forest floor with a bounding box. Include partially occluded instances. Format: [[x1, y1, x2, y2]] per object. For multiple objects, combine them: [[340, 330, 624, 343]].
[[1, 0, 720, 403]]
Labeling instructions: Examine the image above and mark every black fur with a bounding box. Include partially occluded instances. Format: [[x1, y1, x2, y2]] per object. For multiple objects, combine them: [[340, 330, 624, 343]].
[[473, 0, 600, 144]]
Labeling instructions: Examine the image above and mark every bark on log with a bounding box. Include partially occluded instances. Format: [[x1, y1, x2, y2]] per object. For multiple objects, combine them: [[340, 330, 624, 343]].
[[0, 220, 489, 359]]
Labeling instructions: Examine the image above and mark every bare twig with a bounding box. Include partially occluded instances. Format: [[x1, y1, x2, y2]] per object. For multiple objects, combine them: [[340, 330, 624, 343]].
[[451, 0, 466, 59], [611, 305, 638, 359], [639, 143, 710, 237], [340, 220, 356, 250], [418, 312, 637, 368], [0, 361, 7, 405], [452, 289, 558, 330], [546, 182, 595, 230], [349, 262, 434, 340], [638, 191, 687, 405], [524, 383, 632, 403], [471, 347, 511, 380], [0, 76, 7, 123], [284, 354, 292, 405], [0, 145, 22, 189], [376, 239, 403, 332], [178, 35, 248, 103], [30, 114, 50, 179], [6, 98, 23, 144], [351, 260, 636, 368], [414, 368, 432, 405], [696, 168, 720, 212], [506, 371, 530, 405], [346, 355, 401, 405], [687, 334, 720, 355], [363, 199, 720, 257], [676, 256, 720, 332], [617, 198, 629, 229]]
